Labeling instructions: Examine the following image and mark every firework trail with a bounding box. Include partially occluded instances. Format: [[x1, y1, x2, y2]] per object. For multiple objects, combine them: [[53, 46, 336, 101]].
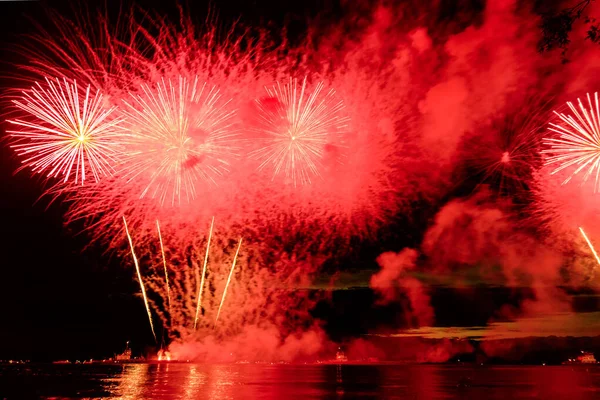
[[215, 237, 243, 328], [579, 227, 600, 273], [543, 93, 600, 192], [7, 77, 123, 186], [123, 216, 156, 342], [156, 220, 171, 314], [250, 76, 349, 186], [121, 75, 238, 206], [194, 216, 214, 330]]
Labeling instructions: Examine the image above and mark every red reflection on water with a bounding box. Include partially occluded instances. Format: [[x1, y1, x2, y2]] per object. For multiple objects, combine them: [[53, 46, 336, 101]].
[[107, 364, 600, 399], [113, 364, 150, 398]]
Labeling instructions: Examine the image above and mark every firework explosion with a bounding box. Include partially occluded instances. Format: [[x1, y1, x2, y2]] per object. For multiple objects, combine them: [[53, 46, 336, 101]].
[[6, 1, 600, 364], [251, 77, 349, 186], [8, 77, 123, 186], [460, 97, 549, 198], [120, 76, 238, 206], [3, 9, 378, 358], [543, 93, 600, 192]]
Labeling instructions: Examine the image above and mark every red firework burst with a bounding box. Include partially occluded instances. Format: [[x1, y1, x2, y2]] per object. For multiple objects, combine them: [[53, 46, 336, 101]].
[[120, 75, 238, 206], [250, 76, 349, 186], [460, 98, 549, 197], [7, 77, 123, 186]]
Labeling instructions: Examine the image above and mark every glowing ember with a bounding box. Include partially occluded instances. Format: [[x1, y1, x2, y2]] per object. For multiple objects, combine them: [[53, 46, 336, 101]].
[[250, 76, 349, 186], [7, 77, 123, 186], [543, 93, 600, 191]]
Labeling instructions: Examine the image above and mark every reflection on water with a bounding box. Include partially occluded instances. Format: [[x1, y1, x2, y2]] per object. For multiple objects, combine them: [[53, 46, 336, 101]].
[[2, 363, 600, 399]]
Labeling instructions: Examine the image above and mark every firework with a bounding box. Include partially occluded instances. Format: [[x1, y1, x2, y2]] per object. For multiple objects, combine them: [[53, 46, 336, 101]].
[[543, 93, 600, 192], [7, 77, 123, 186], [250, 76, 349, 186], [156, 220, 171, 314], [120, 75, 238, 206], [194, 216, 214, 330], [579, 227, 600, 273], [215, 238, 243, 327], [123, 216, 157, 341]]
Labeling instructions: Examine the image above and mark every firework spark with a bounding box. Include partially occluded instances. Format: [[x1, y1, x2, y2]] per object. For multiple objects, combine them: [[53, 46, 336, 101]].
[[215, 237, 243, 327], [120, 75, 238, 206], [156, 220, 171, 315], [7, 77, 123, 186], [123, 216, 156, 342], [194, 216, 214, 330], [464, 100, 547, 196], [543, 93, 600, 191], [251, 76, 349, 186], [579, 227, 600, 273]]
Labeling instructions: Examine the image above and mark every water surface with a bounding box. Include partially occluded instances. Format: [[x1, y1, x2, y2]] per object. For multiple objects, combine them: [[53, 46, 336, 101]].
[[1, 363, 600, 399]]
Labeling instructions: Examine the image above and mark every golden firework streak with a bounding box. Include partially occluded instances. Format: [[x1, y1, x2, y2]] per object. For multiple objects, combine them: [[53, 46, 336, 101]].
[[156, 220, 171, 315], [579, 227, 600, 271], [123, 216, 156, 342], [194, 216, 214, 330], [214, 237, 243, 328]]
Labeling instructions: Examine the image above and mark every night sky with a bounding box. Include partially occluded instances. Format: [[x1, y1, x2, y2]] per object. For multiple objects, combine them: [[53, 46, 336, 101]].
[[1, 0, 600, 363]]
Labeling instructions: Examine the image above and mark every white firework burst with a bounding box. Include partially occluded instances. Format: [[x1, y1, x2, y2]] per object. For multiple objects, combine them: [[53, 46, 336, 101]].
[[120, 75, 238, 205], [543, 92, 600, 191], [251, 76, 349, 186], [8, 77, 123, 186]]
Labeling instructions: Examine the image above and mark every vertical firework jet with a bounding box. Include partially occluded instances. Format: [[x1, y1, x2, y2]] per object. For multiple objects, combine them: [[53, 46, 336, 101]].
[[194, 217, 214, 330], [543, 93, 600, 191], [123, 217, 157, 341], [579, 227, 600, 273], [8, 77, 123, 186], [215, 238, 243, 327], [121, 75, 238, 205], [251, 76, 349, 186], [156, 221, 171, 314]]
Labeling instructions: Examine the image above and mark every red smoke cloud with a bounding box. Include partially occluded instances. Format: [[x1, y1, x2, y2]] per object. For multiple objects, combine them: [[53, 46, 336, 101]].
[[169, 324, 330, 362], [422, 190, 573, 318], [371, 249, 434, 328], [419, 0, 541, 163]]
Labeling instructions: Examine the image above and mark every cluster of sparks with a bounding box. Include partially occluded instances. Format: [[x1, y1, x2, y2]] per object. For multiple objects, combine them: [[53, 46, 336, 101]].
[[120, 76, 238, 205], [9, 75, 348, 200], [543, 92, 600, 192], [8, 77, 123, 185], [251, 77, 349, 186], [542, 93, 600, 275]]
